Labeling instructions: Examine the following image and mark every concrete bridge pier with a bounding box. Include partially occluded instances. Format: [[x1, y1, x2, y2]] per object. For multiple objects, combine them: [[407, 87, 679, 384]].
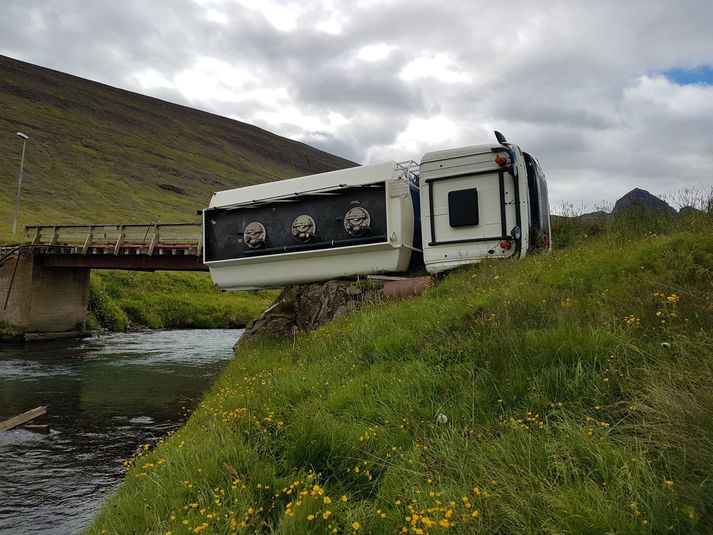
[[1, 248, 89, 332]]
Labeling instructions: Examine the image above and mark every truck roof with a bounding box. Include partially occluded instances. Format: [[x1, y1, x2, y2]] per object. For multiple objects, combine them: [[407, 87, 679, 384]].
[[209, 161, 398, 209], [420, 144, 507, 165]]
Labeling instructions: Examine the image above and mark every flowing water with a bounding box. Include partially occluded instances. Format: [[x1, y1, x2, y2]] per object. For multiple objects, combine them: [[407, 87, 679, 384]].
[[0, 329, 242, 535]]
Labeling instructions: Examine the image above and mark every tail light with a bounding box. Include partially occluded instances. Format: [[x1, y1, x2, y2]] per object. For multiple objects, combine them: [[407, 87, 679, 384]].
[[495, 155, 507, 166], [499, 240, 511, 249]]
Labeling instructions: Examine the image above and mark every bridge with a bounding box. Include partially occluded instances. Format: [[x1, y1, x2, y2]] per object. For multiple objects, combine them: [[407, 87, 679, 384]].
[[1, 223, 206, 333]]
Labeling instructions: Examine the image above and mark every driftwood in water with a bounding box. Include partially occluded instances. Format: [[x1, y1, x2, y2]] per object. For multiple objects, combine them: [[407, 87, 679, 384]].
[[0, 406, 47, 431]]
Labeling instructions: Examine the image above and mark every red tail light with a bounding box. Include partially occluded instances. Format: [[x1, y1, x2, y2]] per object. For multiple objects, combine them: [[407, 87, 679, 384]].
[[500, 240, 511, 249], [495, 155, 507, 166]]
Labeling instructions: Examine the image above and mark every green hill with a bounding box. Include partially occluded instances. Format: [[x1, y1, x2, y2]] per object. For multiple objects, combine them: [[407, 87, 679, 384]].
[[87, 210, 713, 534], [0, 55, 355, 242]]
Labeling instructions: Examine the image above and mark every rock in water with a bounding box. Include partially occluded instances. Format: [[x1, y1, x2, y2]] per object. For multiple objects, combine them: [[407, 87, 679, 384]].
[[612, 188, 676, 215]]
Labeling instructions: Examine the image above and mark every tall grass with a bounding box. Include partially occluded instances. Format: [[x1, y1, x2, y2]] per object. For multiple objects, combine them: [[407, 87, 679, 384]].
[[87, 207, 712, 534], [88, 271, 276, 330], [0, 321, 25, 342], [553, 193, 712, 249]]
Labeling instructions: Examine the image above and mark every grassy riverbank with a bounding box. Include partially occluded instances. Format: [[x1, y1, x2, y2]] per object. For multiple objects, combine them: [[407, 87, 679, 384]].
[[89, 271, 276, 331], [88, 210, 712, 534]]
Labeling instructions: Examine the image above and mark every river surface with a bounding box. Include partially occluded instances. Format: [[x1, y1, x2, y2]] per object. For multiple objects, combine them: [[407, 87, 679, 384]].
[[0, 329, 242, 535]]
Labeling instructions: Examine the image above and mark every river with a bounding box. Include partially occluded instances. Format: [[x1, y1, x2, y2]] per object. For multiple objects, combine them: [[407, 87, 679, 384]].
[[0, 329, 242, 535]]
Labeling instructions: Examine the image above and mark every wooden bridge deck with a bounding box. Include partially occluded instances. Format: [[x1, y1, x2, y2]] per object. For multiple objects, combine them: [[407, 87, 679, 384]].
[[3, 223, 207, 271]]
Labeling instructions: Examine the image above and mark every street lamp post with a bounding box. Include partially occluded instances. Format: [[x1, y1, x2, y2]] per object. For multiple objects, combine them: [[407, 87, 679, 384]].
[[12, 132, 29, 240]]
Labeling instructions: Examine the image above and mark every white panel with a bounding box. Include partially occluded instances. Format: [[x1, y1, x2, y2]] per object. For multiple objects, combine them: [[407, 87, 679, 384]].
[[427, 173, 509, 244], [208, 243, 411, 290], [210, 162, 400, 209]]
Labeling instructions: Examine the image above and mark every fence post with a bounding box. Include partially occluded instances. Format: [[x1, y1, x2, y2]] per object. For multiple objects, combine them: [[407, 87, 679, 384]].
[[114, 225, 125, 255], [27, 227, 41, 245], [148, 224, 160, 255], [82, 225, 94, 254], [196, 226, 203, 257]]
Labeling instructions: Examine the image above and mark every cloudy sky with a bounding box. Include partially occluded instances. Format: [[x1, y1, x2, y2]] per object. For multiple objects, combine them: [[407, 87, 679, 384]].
[[2, 0, 712, 210]]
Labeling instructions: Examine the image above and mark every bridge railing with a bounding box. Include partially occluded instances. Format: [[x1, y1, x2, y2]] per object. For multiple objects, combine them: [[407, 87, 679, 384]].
[[23, 223, 203, 256]]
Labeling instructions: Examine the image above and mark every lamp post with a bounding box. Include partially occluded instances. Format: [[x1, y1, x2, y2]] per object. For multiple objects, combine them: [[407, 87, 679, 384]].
[[12, 132, 28, 240]]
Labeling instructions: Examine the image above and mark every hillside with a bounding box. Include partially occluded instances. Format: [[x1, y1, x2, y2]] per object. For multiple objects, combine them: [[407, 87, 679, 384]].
[[0, 55, 356, 242], [87, 209, 713, 533]]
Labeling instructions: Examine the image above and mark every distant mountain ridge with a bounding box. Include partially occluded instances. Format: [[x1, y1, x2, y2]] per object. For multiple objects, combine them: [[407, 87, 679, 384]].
[[0, 55, 356, 241]]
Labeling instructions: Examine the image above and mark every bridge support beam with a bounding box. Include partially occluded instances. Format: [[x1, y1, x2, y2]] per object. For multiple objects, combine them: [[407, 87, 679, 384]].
[[1, 248, 89, 332]]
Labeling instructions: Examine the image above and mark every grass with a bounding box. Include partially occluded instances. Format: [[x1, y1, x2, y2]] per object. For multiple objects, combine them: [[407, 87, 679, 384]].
[[88, 271, 277, 331], [0, 321, 25, 342], [85, 207, 713, 534]]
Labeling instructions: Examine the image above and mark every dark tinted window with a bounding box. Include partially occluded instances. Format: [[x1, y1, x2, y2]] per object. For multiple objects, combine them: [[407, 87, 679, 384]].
[[447, 188, 479, 227]]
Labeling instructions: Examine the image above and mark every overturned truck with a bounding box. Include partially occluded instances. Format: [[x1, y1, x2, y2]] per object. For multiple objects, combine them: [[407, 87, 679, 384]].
[[203, 132, 551, 290]]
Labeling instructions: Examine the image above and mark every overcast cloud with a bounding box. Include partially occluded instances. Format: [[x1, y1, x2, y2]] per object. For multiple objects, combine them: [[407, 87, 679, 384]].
[[2, 0, 712, 210]]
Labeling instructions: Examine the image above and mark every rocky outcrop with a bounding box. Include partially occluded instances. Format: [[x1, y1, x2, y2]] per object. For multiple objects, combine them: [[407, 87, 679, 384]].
[[293, 280, 382, 331], [239, 280, 381, 342], [239, 277, 432, 344]]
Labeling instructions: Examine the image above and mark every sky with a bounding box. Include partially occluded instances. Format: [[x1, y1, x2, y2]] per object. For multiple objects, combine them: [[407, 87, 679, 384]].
[[1, 0, 712, 211]]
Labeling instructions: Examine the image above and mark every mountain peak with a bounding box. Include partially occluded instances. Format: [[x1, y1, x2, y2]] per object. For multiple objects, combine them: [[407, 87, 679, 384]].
[[613, 188, 676, 215]]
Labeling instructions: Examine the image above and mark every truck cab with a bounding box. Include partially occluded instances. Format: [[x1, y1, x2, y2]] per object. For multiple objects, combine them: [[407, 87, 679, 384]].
[[419, 136, 550, 274]]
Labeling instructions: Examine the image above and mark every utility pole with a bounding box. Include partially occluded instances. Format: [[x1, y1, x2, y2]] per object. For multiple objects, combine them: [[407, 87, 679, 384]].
[[12, 132, 29, 240]]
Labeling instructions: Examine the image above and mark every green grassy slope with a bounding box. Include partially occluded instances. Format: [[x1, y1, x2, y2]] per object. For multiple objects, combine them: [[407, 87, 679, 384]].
[[88, 271, 278, 331], [0, 55, 355, 242], [87, 210, 713, 534]]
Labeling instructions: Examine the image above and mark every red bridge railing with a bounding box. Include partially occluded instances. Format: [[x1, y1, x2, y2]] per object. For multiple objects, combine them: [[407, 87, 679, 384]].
[[23, 223, 202, 257]]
